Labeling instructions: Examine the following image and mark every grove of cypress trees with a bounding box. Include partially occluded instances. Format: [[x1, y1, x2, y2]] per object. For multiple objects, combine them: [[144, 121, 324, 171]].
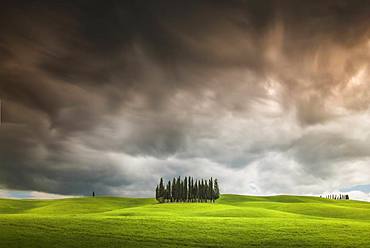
[[155, 177, 220, 203]]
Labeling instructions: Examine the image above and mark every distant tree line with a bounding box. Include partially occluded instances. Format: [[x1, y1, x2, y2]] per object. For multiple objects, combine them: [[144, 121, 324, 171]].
[[155, 177, 220, 203], [320, 194, 349, 200]]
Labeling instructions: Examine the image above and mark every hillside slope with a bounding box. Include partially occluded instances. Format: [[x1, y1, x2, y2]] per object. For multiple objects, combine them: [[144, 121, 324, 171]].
[[1, 194, 370, 247]]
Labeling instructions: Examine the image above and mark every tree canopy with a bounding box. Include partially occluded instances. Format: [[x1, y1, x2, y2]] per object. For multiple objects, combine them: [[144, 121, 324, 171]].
[[155, 177, 220, 203]]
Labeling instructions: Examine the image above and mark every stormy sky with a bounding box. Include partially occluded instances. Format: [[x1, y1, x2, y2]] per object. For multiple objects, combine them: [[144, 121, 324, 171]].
[[1, 0, 370, 200]]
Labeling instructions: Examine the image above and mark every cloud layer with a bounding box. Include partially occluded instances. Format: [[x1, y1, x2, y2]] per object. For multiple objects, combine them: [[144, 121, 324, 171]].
[[1, 0, 370, 198]]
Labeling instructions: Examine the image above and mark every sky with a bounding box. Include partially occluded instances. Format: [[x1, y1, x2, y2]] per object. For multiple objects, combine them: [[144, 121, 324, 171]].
[[1, 0, 370, 200]]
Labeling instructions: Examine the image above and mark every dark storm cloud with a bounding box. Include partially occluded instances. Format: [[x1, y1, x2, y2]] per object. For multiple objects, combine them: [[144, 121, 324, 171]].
[[1, 0, 370, 196]]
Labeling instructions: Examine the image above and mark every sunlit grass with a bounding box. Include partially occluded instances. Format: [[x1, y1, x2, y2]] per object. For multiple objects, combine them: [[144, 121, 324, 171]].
[[1, 194, 370, 247]]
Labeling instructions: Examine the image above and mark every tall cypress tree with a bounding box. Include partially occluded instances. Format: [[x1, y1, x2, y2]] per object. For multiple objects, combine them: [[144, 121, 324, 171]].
[[204, 180, 207, 202], [184, 177, 188, 202], [195, 180, 198, 202], [164, 184, 168, 202], [199, 179, 204, 202], [159, 178, 165, 203], [180, 180, 184, 202], [194, 178, 197, 202], [209, 178, 214, 203], [167, 181, 171, 202], [171, 178, 176, 202], [155, 185, 159, 202], [198, 180, 201, 202], [194, 177, 197, 202], [214, 179, 220, 200], [190, 177, 194, 202], [176, 177, 181, 202]]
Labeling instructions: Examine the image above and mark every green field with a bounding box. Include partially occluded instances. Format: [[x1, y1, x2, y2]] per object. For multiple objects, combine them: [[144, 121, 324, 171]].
[[1, 194, 370, 247]]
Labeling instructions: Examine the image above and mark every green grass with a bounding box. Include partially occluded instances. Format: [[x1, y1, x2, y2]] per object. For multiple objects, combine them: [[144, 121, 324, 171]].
[[1, 194, 370, 247]]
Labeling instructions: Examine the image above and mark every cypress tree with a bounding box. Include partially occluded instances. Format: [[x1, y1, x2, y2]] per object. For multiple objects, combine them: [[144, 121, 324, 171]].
[[155, 185, 159, 202], [195, 177, 197, 202], [188, 177, 191, 201], [159, 178, 165, 203], [195, 178, 198, 202], [214, 179, 220, 200], [204, 180, 209, 202], [200, 179, 204, 202], [167, 181, 171, 202], [172, 178, 176, 202], [176, 177, 181, 202], [209, 178, 214, 203], [192, 179, 195, 202], [164, 184, 168, 202], [188, 177, 192, 202], [184, 177, 188, 202], [198, 180, 201, 202], [180, 180, 183, 202], [184, 178, 188, 201], [198, 180, 202, 202], [194, 178, 196, 202], [204, 180, 207, 202]]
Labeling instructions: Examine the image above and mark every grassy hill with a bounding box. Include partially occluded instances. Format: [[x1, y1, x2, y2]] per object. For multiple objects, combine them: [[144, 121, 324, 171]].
[[1, 194, 370, 247]]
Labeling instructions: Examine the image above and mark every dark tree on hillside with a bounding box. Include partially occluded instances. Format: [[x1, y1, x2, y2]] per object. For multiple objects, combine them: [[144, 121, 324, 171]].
[[155, 185, 159, 201], [184, 177, 188, 202], [172, 178, 176, 202], [179, 180, 183, 202], [158, 178, 165, 203], [168, 181, 172, 202], [200, 179, 205, 202], [176, 177, 180, 202], [165, 181, 171, 203], [209, 178, 214, 202], [190, 177, 194, 202], [214, 179, 220, 201]]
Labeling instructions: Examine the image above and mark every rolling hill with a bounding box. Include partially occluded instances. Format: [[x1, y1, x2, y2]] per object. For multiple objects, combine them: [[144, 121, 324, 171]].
[[1, 194, 370, 247]]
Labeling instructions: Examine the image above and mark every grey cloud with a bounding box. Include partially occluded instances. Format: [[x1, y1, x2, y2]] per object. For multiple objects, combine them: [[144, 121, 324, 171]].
[[1, 0, 370, 196]]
